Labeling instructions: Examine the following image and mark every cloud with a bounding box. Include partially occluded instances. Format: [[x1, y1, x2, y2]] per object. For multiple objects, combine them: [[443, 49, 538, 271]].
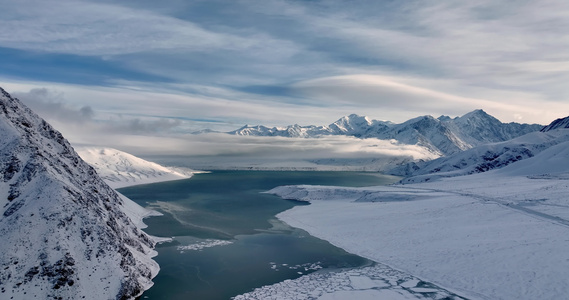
[[12, 86, 188, 137], [106, 117, 182, 135], [13, 88, 95, 124], [67, 132, 438, 170], [290, 74, 569, 124], [2, 0, 569, 139], [246, 0, 569, 110], [2, 81, 356, 131], [0, 0, 287, 56]]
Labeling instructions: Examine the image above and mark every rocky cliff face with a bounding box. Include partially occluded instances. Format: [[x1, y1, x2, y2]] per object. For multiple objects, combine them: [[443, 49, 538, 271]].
[[0, 87, 158, 299]]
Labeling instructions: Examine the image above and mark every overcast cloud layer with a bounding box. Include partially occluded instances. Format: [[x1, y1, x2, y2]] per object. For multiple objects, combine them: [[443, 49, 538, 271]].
[[1, 0, 569, 157]]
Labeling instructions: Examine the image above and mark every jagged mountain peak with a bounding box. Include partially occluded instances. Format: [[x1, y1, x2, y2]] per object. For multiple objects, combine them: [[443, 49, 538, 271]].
[[465, 108, 488, 116], [333, 114, 372, 126], [401, 114, 439, 126], [0, 87, 158, 299], [541, 116, 569, 132], [225, 109, 542, 156], [455, 109, 500, 124]]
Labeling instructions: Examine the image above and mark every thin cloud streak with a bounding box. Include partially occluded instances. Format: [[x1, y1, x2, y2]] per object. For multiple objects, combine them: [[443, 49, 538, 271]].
[[291, 74, 567, 123], [0, 0, 296, 57]]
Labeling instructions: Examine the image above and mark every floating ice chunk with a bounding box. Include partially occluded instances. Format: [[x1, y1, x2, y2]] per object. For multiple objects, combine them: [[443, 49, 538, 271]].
[[176, 239, 233, 251]]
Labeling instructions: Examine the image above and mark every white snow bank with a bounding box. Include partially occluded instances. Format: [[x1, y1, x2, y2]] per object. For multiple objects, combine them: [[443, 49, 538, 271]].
[[117, 193, 162, 230], [269, 169, 569, 299]]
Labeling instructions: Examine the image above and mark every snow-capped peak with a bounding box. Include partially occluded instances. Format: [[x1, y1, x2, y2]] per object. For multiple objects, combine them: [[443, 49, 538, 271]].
[[329, 114, 374, 135], [453, 109, 499, 126], [224, 110, 542, 156]]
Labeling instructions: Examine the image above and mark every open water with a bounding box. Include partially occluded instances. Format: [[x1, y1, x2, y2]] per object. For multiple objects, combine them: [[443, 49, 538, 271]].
[[118, 171, 400, 299]]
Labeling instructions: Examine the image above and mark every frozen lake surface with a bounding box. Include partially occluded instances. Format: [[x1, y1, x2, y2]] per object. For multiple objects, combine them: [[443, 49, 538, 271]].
[[119, 171, 464, 299]]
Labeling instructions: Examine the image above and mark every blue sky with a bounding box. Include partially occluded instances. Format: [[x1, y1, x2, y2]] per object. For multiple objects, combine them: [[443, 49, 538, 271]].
[[1, 0, 569, 155]]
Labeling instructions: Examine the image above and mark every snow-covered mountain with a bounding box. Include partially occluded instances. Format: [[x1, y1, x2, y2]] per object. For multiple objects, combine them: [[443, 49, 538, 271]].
[[374, 115, 470, 155], [229, 124, 328, 138], [541, 115, 569, 132], [451, 109, 541, 144], [76, 146, 195, 189], [0, 87, 158, 299], [229, 114, 392, 138], [395, 118, 569, 183], [228, 110, 542, 156]]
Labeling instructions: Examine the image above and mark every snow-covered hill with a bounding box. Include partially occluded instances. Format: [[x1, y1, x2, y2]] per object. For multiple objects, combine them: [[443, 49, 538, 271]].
[[394, 126, 569, 183], [228, 110, 541, 156], [0, 87, 158, 299], [76, 146, 195, 189]]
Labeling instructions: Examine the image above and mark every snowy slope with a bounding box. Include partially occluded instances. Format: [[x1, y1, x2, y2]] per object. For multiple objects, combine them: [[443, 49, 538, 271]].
[[327, 114, 392, 137], [264, 137, 569, 299], [540, 115, 569, 131], [451, 109, 541, 145], [75, 146, 195, 188], [493, 135, 569, 177], [375, 115, 470, 155], [227, 110, 541, 156], [394, 127, 569, 182], [0, 87, 158, 300]]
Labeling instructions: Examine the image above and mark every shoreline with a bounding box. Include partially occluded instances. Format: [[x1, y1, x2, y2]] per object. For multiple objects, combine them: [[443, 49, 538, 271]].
[[269, 172, 569, 300]]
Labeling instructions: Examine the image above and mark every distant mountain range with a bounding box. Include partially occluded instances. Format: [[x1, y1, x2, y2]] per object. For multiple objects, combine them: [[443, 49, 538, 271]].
[[226, 110, 543, 156]]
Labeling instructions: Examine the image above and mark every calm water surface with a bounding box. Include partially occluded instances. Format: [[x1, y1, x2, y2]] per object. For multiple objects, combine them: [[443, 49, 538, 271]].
[[118, 171, 399, 300]]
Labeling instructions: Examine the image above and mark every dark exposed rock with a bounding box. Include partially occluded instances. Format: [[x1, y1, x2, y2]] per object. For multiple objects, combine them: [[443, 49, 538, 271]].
[[541, 116, 569, 132]]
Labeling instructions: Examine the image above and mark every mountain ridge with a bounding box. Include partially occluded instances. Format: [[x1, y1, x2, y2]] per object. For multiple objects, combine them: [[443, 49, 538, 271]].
[[541, 116, 569, 132], [228, 110, 542, 155], [0, 87, 158, 299], [395, 115, 569, 182]]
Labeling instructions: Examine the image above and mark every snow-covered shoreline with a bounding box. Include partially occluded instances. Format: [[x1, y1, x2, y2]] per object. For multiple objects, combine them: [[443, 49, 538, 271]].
[[77, 147, 200, 246], [267, 170, 569, 299]]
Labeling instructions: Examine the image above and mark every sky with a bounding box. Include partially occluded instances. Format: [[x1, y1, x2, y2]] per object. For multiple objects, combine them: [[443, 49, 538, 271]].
[[1, 0, 569, 161]]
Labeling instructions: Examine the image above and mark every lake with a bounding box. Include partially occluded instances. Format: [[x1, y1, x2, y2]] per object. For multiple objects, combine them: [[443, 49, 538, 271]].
[[118, 171, 400, 300]]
